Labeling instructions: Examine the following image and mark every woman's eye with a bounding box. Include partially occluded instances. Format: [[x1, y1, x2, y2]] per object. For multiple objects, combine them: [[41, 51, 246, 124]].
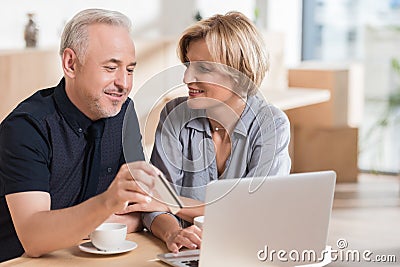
[[198, 64, 211, 73]]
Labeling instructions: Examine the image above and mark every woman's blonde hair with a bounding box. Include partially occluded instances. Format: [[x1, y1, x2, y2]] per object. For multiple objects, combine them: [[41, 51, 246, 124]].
[[178, 11, 269, 96]]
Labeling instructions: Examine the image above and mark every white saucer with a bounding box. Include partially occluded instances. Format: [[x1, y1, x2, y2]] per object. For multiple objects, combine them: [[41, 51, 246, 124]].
[[79, 240, 137, 255]]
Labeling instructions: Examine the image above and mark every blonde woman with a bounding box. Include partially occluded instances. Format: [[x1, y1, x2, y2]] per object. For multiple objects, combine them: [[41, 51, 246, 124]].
[[142, 11, 291, 252]]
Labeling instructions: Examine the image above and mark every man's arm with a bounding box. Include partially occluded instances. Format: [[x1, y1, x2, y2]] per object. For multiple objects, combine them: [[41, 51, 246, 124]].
[[6, 162, 156, 258], [6, 191, 110, 257]]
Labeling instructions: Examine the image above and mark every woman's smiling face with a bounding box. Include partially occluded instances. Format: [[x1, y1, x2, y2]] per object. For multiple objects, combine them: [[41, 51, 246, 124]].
[[183, 39, 240, 110]]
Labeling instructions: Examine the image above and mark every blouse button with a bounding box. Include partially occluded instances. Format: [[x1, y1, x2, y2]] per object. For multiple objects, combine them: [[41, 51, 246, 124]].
[[78, 128, 83, 133], [107, 167, 112, 173]]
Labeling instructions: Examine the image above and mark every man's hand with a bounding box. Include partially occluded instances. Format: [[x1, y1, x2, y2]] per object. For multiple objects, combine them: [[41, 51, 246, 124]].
[[116, 197, 170, 214], [100, 161, 159, 213]]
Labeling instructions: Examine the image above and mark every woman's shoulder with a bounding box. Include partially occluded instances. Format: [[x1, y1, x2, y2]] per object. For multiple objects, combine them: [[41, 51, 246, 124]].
[[159, 96, 192, 123], [248, 95, 289, 127], [249, 95, 287, 118], [164, 96, 189, 110], [158, 96, 189, 118]]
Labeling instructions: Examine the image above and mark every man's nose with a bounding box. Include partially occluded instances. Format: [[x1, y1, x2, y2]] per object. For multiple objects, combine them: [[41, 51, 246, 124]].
[[115, 69, 130, 90]]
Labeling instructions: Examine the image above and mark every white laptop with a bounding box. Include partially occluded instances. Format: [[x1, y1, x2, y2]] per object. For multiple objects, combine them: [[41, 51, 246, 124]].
[[157, 171, 336, 267]]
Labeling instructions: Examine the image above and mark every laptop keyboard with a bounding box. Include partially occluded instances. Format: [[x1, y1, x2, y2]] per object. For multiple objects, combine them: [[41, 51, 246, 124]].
[[181, 259, 199, 267], [157, 249, 201, 267]]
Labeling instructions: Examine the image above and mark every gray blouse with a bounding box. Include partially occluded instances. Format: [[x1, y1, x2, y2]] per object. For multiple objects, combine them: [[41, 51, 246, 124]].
[[142, 95, 291, 229]]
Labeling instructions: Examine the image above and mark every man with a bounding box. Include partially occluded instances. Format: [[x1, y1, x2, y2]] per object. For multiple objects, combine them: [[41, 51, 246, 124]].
[[0, 9, 158, 262]]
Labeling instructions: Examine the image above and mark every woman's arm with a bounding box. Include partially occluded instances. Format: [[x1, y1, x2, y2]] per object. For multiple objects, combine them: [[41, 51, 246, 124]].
[[246, 106, 291, 177], [123, 195, 204, 223], [176, 196, 205, 223]]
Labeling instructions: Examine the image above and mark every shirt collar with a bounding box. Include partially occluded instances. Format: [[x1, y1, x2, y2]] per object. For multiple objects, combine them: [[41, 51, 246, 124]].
[[185, 109, 211, 135], [234, 95, 262, 137], [53, 78, 93, 135], [184, 96, 262, 137]]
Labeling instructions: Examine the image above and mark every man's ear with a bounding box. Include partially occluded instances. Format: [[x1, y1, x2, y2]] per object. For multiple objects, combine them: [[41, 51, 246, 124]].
[[62, 48, 78, 78]]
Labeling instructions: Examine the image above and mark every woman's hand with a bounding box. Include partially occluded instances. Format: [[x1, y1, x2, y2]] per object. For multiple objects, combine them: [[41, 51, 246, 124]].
[[165, 225, 202, 253]]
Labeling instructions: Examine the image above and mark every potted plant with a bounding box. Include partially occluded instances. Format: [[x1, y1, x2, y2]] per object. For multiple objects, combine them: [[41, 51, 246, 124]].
[[362, 58, 400, 174]]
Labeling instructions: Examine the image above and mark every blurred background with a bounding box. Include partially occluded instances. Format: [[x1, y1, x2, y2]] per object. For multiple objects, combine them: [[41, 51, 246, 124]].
[[0, 1, 399, 265], [0, 0, 399, 175]]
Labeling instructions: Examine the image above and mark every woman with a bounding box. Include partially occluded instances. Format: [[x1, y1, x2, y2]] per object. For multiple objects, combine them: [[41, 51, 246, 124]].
[[143, 11, 291, 253]]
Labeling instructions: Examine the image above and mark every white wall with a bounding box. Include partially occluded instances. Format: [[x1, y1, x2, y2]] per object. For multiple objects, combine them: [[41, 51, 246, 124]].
[[195, 0, 303, 67], [0, 0, 162, 49], [0, 0, 262, 50], [0, 0, 301, 66], [265, 0, 302, 67], [196, 0, 255, 19]]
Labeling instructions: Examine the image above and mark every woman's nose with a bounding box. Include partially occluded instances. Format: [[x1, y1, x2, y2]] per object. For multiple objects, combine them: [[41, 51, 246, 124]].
[[183, 64, 196, 84]]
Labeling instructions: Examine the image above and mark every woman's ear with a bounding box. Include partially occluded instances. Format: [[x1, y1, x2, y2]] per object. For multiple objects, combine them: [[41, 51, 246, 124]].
[[62, 48, 78, 79]]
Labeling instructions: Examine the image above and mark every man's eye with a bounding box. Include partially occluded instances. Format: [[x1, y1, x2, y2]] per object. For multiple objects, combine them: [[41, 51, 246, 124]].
[[105, 66, 117, 71], [127, 68, 135, 74]]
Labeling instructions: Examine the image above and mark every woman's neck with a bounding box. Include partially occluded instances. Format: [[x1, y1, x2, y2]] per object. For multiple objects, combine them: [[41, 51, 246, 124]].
[[206, 98, 246, 134]]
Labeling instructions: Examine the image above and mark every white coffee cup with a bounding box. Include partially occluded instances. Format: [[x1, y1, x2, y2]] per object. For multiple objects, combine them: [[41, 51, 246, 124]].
[[193, 216, 204, 229], [89, 223, 127, 251]]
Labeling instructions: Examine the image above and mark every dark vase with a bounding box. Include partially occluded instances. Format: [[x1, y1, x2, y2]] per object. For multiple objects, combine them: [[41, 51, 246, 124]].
[[24, 13, 38, 48]]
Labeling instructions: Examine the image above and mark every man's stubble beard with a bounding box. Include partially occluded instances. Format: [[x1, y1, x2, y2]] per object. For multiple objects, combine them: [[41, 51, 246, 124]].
[[90, 97, 122, 119]]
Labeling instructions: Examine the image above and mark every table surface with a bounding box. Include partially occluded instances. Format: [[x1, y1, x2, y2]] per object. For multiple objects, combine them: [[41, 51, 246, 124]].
[[1, 87, 331, 267], [2, 231, 170, 267], [162, 86, 331, 112], [263, 87, 330, 110]]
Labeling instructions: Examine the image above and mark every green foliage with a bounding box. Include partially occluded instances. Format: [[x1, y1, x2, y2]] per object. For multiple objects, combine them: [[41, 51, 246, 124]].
[[388, 58, 400, 113], [254, 7, 260, 21], [392, 58, 400, 74], [364, 58, 400, 147]]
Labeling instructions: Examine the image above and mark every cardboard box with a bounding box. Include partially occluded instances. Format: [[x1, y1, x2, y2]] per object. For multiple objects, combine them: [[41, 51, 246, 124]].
[[286, 67, 349, 127], [291, 126, 358, 183]]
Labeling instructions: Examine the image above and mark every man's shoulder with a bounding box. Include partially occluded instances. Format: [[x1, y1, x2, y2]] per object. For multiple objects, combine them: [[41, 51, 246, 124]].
[[7, 87, 57, 122]]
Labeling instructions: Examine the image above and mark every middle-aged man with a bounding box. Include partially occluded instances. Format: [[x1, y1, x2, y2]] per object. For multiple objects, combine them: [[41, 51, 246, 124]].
[[0, 8, 159, 262]]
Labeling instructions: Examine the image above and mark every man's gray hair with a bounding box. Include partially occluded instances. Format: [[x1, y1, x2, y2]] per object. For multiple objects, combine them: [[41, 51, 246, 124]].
[[59, 8, 132, 62]]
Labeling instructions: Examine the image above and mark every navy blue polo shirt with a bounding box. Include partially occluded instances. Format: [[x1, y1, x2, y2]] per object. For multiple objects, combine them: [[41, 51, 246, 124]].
[[0, 79, 144, 262]]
